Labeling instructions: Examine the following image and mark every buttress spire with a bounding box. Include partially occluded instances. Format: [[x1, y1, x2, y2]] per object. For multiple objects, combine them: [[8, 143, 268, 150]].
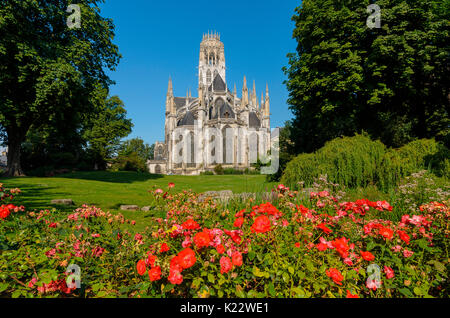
[[167, 77, 173, 96]]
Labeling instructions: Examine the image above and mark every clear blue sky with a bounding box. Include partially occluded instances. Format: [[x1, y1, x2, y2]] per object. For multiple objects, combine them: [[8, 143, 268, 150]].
[[99, 0, 300, 145]]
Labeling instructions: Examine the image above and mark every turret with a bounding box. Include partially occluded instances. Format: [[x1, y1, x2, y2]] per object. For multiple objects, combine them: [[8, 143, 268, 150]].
[[241, 76, 248, 107]]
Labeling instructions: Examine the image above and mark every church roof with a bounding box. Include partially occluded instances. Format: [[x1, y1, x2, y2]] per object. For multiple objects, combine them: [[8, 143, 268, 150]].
[[219, 102, 235, 119], [178, 110, 196, 126], [211, 74, 226, 92], [249, 112, 261, 128], [174, 97, 198, 109]]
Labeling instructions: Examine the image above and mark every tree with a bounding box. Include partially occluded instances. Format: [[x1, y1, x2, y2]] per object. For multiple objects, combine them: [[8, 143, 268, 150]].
[[82, 91, 133, 169], [284, 0, 449, 154], [118, 138, 154, 162], [0, 0, 121, 176]]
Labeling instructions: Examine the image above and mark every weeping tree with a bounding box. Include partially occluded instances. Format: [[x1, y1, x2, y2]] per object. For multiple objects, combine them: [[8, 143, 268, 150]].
[[0, 0, 121, 176]]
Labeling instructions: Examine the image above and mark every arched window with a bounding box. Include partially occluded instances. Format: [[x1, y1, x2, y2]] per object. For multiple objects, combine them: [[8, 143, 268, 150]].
[[206, 70, 211, 85]]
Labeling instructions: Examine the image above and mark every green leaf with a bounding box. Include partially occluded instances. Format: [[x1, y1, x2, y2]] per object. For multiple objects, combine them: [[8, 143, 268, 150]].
[[268, 283, 276, 297], [207, 273, 215, 284], [288, 266, 294, 275], [163, 284, 174, 293], [413, 287, 424, 296], [399, 288, 413, 297]]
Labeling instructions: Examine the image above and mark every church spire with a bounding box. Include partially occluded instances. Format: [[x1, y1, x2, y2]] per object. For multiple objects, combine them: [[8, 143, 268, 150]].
[[166, 77, 175, 114], [251, 80, 257, 108], [264, 83, 270, 116], [167, 77, 173, 96], [242, 75, 248, 107]]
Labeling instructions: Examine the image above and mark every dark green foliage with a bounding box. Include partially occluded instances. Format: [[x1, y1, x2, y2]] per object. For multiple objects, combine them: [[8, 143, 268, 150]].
[[0, 0, 121, 176], [118, 138, 154, 162], [281, 134, 448, 190], [378, 139, 449, 190], [110, 152, 147, 173], [213, 164, 224, 175], [284, 0, 450, 154]]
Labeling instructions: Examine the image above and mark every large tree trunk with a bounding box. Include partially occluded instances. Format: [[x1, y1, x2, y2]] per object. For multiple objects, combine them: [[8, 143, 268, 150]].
[[3, 132, 25, 177]]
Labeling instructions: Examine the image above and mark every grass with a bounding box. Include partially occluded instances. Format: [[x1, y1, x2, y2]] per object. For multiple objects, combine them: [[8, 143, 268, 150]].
[[0, 171, 276, 231]]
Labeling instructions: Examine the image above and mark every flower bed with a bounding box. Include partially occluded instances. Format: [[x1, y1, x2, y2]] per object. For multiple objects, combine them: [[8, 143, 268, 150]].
[[0, 182, 448, 298]]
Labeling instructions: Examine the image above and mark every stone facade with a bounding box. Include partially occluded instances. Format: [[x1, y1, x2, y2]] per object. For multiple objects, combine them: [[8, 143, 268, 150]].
[[148, 32, 271, 175]]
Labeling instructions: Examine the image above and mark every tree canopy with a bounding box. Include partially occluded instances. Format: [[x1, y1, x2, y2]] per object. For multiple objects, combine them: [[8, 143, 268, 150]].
[[284, 0, 449, 154], [0, 0, 121, 176]]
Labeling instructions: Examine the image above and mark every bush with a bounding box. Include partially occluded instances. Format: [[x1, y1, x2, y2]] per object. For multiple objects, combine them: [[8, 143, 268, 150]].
[[282, 135, 449, 191], [200, 170, 214, 176], [223, 168, 244, 175], [213, 164, 224, 175], [378, 139, 448, 191], [282, 134, 386, 189], [110, 152, 147, 173]]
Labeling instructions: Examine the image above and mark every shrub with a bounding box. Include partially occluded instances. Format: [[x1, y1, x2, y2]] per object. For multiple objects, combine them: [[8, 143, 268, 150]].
[[282, 134, 386, 189], [110, 152, 147, 173], [213, 164, 224, 175], [282, 135, 449, 191], [223, 168, 244, 175], [200, 170, 214, 176], [378, 139, 448, 191]]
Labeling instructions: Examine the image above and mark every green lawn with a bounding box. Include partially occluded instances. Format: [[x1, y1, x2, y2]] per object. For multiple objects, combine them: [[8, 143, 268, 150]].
[[0, 171, 275, 229]]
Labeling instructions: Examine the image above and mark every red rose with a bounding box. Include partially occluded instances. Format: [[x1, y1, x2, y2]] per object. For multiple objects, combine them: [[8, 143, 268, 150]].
[[220, 256, 233, 274], [216, 244, 225, 254], [233, 217, 244, 228], [182, 219, 200, 230], [148, 266, 162, 281], [326, 268, 344, 285], [136, 259, 146, 276], [231, 251, 243, 267], [346, 290, 359, 298], [168, 269, 183, 285], [160, 243, 170, 253], [316, 243, 328, 251], [384, 266, 395, 279], [331, 237, 350, 259], [317, 223, 332, 234], [147, 253, 157, 267], [177, 248, 196, 269], [235, 209, 245, 218], [170, 256, 182, 273], [378, 227, 394, 240], [360, 251, 375, 261], [251, 215, 271, 233], [397, 230, 410, 244], [193, 231, 211, 248]]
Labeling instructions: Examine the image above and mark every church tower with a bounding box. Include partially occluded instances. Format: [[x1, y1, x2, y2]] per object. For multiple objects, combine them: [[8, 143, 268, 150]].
[[199, 31, 226, 88]]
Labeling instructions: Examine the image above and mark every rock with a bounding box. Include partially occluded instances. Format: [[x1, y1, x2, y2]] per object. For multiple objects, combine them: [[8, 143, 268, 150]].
[[141, 206, 151, 212], [51, 199, 74, 206], [120, 205, 139, 211]]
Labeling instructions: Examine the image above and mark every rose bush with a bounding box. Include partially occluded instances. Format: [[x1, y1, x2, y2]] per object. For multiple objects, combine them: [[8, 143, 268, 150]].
[[0, 182, 448, 298]]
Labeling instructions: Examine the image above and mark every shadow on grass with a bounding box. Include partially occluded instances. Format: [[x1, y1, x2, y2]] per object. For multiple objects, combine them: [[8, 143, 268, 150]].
[[1, 183, 75, 213], [57, 171, 164, 183]]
